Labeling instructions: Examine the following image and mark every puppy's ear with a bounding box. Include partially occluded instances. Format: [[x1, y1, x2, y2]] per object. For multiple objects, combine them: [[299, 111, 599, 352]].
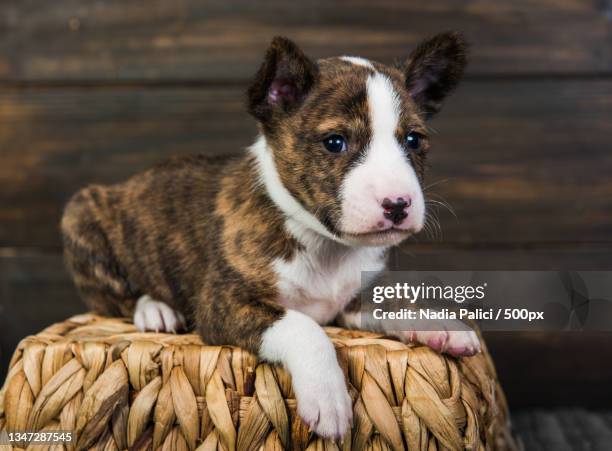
[[248, 36, 318, 124], [404, 32, 467, 118]]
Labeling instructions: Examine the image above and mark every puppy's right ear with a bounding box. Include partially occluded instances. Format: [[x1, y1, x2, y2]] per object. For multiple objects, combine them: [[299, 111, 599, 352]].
[[247, 37, 318, 124]]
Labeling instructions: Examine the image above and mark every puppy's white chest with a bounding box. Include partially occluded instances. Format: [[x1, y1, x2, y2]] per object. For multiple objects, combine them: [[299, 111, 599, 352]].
[[273, 247, 386, 324]]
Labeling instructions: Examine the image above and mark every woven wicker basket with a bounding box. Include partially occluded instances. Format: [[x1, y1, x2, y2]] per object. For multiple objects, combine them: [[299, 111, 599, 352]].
[[0, 314, 516, 450]]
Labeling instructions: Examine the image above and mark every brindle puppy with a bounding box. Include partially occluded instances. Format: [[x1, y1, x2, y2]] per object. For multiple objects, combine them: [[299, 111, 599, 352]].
[[62, 33, 478, 440]]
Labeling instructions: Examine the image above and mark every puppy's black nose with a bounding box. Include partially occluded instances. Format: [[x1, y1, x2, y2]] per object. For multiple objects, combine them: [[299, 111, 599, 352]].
[[382, 197, 411, 225]]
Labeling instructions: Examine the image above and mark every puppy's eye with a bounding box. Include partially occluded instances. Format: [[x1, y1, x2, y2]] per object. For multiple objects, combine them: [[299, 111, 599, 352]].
[[405, 131, 423, 152], [323, 134, 347, 153]]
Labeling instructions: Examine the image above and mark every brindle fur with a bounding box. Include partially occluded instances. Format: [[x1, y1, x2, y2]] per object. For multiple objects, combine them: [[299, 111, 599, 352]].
[[62, 34, 466, 354]]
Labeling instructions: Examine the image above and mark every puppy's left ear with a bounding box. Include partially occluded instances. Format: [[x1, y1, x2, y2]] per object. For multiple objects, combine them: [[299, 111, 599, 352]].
[[404, 32, 467, 118], [248, 36, 318, 125]]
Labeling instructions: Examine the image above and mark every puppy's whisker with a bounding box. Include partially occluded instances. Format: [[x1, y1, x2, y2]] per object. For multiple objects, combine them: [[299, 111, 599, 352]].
[[423, 178, 452, 192], [421, 215, 434, 241], [423, 210, 443, 241], [430, 210, 444, 239], [425, 219, 437, 241], [426, 197, 457, 220]]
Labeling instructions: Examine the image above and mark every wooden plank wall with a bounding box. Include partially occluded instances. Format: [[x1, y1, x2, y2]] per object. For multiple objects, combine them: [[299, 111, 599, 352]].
[[1, 0, 611, 407]]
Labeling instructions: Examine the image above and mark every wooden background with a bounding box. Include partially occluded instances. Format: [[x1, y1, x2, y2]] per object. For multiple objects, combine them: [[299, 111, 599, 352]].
[[1, 0, 611, 408]]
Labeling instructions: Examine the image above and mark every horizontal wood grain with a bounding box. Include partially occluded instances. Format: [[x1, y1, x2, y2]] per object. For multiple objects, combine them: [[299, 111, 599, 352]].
[[391, 245, 612, 271], [484, 331, 612, 409], [0, 86, 256, 247], [1, 247, 611, 406], [1, 79, 611, 248], [0, 252, 86, 381], [0, 0, 611, 81]]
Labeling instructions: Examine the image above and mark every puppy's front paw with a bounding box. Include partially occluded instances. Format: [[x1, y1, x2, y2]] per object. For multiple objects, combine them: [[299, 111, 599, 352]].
[[134, 295, 186, 333], [260, 310, 352, 440], [397, 321, 481, 357], [293, 363, 352, 440]]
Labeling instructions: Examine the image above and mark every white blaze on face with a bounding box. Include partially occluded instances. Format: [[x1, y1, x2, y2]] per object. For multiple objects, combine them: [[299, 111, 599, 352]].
[[339, 73, 425, 235], [339, 56, 375, 69]]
